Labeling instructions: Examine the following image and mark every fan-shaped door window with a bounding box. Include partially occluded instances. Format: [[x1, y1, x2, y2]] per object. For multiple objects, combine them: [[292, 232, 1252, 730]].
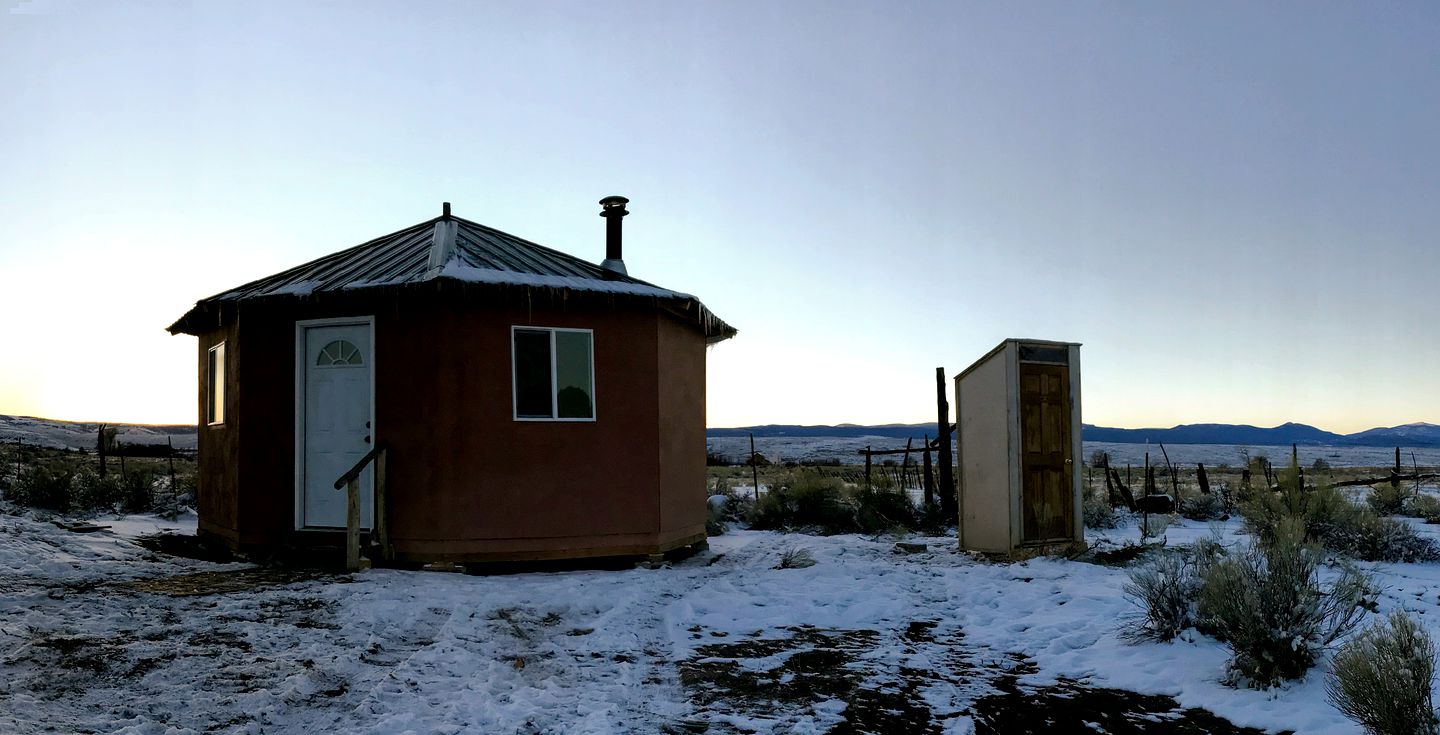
[[316, 340, 363, 367]]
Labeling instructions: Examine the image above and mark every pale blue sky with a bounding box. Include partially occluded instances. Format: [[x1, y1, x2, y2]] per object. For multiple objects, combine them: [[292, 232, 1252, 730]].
[[1, 1, 1437, 432]]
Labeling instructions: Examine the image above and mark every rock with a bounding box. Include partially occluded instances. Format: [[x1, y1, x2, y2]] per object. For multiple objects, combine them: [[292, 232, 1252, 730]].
[[894, 542, 928, 554]]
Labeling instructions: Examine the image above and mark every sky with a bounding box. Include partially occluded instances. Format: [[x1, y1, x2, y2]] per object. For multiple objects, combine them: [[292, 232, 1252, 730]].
[[1, 1, 1437, 433]]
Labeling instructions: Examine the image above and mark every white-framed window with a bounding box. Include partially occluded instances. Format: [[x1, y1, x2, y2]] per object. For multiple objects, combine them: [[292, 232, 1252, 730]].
[[206, 342, 226, 425], [512, 327, 594, 421]]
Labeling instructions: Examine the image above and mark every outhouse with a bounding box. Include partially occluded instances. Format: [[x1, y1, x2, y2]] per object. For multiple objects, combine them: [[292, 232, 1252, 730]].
[[954, 339, 1083, 556]]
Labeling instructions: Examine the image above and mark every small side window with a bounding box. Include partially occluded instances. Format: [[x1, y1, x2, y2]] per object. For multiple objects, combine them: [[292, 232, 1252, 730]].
[[207, 342, 226, 425], [512, 327, 594, 421]]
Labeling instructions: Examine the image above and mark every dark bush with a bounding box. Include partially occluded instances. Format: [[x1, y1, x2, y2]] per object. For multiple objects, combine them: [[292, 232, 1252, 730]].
[[705, 509, 727, 537], [853, 487, 917, 534], [1179, 491, 1226, 522], [1084, 492, 1121, 530], [916, 499, 951, 535], [70, 467, 123, 511], [1331, 514, 1440, 563], [747, 474, 855, 534], [10, 463, 74, 511]]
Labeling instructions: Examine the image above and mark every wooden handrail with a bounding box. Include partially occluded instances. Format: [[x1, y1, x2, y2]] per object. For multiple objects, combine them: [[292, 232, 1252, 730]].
[[334, 441, 388, 490], [332, 441, 390, 571]]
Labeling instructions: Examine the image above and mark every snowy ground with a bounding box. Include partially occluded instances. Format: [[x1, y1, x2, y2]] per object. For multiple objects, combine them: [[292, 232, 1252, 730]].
[[708, 436, 1440, 468], [3, 511, 1439, 734]]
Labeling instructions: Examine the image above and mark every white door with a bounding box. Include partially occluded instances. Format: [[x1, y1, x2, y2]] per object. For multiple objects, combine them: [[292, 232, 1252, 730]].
[[301, 323, 373, 528]]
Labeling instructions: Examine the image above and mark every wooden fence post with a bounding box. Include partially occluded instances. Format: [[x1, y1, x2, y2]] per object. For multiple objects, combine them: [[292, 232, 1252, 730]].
[[865, 446, 872, 490], [167, 437, 177, 504], [1393, 447, 1402, 493], [749, 433, 760, 501], [936, 367, 955, 519], [1102, 454, 1115, 507], [345, 477, 361, 572], [1159, 443, 1178, 498], [901, 438, 912, 492], [375, 448, 391, 562], [922, 435, 934, 508]]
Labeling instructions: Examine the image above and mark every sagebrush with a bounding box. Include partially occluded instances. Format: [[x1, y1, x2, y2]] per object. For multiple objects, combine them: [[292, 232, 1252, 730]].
[[1179, 491, 1226, 522], [1327, 611, 1439, 735], [1199, 519, 1373, 688], [1240, 463, 1437, 562], [1083, 491, 1121, 530], [744, 471, 942, 535], [1123, 537, 1225, 641]]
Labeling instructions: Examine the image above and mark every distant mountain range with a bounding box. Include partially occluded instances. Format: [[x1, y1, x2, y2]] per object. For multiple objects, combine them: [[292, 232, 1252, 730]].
[[708, 421, 1440, 447], [6, 414, 1438, 451]]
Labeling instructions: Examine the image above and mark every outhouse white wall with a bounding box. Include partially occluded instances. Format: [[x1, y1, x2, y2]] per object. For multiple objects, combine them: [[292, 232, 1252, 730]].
[[955, 338, 1083, 555]]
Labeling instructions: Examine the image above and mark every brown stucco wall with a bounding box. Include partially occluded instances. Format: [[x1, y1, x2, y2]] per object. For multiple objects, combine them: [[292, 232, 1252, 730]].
[[376, 297, 665, 559], [655, 315, 707, 547], [233, 307, 299, 548], [196, 324, 240, 544], [192, 286, 710, 561]]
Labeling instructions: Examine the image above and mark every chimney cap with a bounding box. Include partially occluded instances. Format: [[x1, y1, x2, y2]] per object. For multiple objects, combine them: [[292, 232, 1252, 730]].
[[599, 195, 629, 215], [442, 201, 452, 218]]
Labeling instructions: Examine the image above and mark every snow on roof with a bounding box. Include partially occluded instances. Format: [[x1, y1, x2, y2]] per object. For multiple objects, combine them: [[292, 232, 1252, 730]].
[[435, 260, 693, 299], [168, 211, 735, 341]]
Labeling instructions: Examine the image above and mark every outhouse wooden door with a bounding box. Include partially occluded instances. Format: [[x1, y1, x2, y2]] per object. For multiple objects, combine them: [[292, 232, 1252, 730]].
[[1019, 363, 1073, 542], [299, 321, 374, 529]]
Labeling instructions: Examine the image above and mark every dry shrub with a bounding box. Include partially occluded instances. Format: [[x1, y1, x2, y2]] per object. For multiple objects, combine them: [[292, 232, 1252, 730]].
[[916, 499, 952, 535], [1332, 514, 1440, 563], [853, 486, 917, 534], [1327, 611, 1438, 735], [747, 473, 855, 534], [775, 547, 816, 569], [1410, 494, 1440, 523], [9, 464, 73, 511], [705, 503, 727, 536], [1241, 471, 1437, 563], [1123, 537, 1227, 641], [1368, 483, 1409, 516], [1084, 492, 1121, 530], [1240, 476, 1358, 547], [1179, 491, 1226, 522], [1123, 551, 1201, 641], [1198, 519, 1373, 688]]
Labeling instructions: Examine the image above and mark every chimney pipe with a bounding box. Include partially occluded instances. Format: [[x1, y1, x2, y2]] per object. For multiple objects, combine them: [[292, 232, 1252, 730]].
[[599, 195, 629, 276]]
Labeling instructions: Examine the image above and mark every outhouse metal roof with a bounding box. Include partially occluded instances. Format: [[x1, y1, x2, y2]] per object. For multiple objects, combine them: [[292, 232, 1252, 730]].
[[168, 211, 736, 342]]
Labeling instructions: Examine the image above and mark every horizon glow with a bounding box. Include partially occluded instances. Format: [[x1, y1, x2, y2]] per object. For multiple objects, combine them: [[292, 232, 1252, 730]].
[[2, 2, 1437, 436]]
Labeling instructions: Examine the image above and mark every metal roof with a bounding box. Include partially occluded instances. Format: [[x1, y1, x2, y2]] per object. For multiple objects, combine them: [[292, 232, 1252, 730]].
[[168, 211, 736, 342]]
